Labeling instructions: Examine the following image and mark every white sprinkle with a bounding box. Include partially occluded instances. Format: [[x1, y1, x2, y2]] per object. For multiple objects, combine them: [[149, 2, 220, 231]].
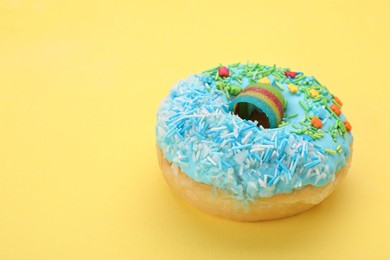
[[249, 181, 258, 191], [250, 144, 274, 152], [235, 150, 249, 164], [210, 126, 227, 132], [239, 165, 244, 176], [207, 156, 217, 166], [220, 132, 235, 139], [306, 169, 313, 178], [258, 176, 268, 188], [242, 132, 253, 144]]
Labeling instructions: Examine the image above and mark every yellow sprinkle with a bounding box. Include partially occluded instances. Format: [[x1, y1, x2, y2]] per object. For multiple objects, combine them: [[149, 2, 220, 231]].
[[287, 83, 299, 93], [258, 77, 270, 84], [309, 88, 319, 98]]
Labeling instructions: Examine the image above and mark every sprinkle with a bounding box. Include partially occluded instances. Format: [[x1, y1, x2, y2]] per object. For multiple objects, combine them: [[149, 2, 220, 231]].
[[287, 84, 299, 93], [334, 96, 343, 106], [344, 121, 352, 132], [330, 104, 341, 116], [278, 139, 288, 154], [311, 116, 323, 129], [287, 113, 299, 118], [258, 77, 270, 84], [218, 66, 229, 77], [200, 123, 209, 135], [224, 88, 230, 99], [250, 144, 274, 152], [249, 153, 261, 161], [278, 121, 290, 127], [285, 71, 297, 78], [175, 129, 184, 141], [299, 100, 309, 111], [180, 125, 191, 134], [207, 156, 217, 166], [202, 65, 219, 73], [324, 149, 337, 154], [277, 160, 290, 173], [263, 149, 273, 162], [273, 81, 284, 90], [309, 89, 319, 98], [230, 144, 253, 150], [240, 124, 256, 134], [258, 176, 268, 188], [290, 156, 300, 175], [204, 106, 213, 113], [209, 126, 227, 132], [221, 160, 231, 169], [294, 74, 305, 81], [194, 132, 206, 140], [304, 160, 321, 169], [242, 131, 253, 144]]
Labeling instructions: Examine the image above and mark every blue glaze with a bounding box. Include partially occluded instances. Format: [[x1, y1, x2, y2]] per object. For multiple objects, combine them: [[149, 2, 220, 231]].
[[156, 63, 353, 201]]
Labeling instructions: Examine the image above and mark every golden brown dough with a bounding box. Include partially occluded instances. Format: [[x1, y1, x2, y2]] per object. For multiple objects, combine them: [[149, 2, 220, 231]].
[[157, 146, 352, 221]]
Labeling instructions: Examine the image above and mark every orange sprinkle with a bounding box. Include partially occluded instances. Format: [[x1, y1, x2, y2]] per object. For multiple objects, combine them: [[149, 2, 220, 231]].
[[344, 121, 352, 132], [334, 96, 343, 106], [330, 104, 341, 116], [311, 116, 323, 129]]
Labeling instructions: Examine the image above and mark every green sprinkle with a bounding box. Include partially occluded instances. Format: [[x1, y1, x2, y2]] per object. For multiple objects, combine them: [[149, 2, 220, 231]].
[[313, 77, 322, 86], [313, 96, 323, 102], [278, 121, 290, 127], [291, 130, 303, 134], [215, 82, 223, 90], [224, 88, 230, 99], [324, 149, 337, 154], [202, 65, 219, 73], [287, 113, 299, 118], [273, 81, 284, 90], [338, 120, 347, 133], [295, 74, 305, 81], [214, 73, 219, 80], [299, 101, 309, 111]]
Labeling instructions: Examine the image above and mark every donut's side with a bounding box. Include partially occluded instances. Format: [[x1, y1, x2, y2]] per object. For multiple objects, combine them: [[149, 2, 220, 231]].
[[157, 146, 352, 221]]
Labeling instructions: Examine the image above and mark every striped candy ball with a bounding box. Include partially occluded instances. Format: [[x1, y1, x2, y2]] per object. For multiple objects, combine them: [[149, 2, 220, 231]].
[[229, 83, 286, 128]]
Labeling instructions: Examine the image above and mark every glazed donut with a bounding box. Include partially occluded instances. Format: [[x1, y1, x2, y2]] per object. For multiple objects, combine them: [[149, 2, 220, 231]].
[[156, 63, 353, 221]]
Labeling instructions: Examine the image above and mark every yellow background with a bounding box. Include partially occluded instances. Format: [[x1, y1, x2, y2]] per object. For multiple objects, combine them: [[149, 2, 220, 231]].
[[0, 0, 389, 259]]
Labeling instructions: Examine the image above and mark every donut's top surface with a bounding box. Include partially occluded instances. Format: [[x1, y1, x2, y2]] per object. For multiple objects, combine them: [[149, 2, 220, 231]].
[[156, 63, 353, 201]]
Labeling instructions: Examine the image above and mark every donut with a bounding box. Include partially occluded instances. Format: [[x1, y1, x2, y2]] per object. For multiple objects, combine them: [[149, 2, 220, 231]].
[[156, 63, 353, 221]]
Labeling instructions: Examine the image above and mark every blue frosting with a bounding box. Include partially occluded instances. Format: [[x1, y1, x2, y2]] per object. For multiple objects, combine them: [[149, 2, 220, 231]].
[[156, 63, 353, 201]]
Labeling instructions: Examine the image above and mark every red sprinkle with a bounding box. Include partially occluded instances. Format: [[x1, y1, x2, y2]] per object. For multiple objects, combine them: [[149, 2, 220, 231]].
[[218, 66, 229, 77], [334, 96, 343, 106], [285, 71, 297, 78], [344, 121, 352, 132], [330, 104, 341, 116], [311, 116, 323, 129]]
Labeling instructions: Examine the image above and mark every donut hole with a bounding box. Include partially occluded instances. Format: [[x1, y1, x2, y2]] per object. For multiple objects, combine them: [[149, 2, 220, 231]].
[[234, 102, 270, 128]]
